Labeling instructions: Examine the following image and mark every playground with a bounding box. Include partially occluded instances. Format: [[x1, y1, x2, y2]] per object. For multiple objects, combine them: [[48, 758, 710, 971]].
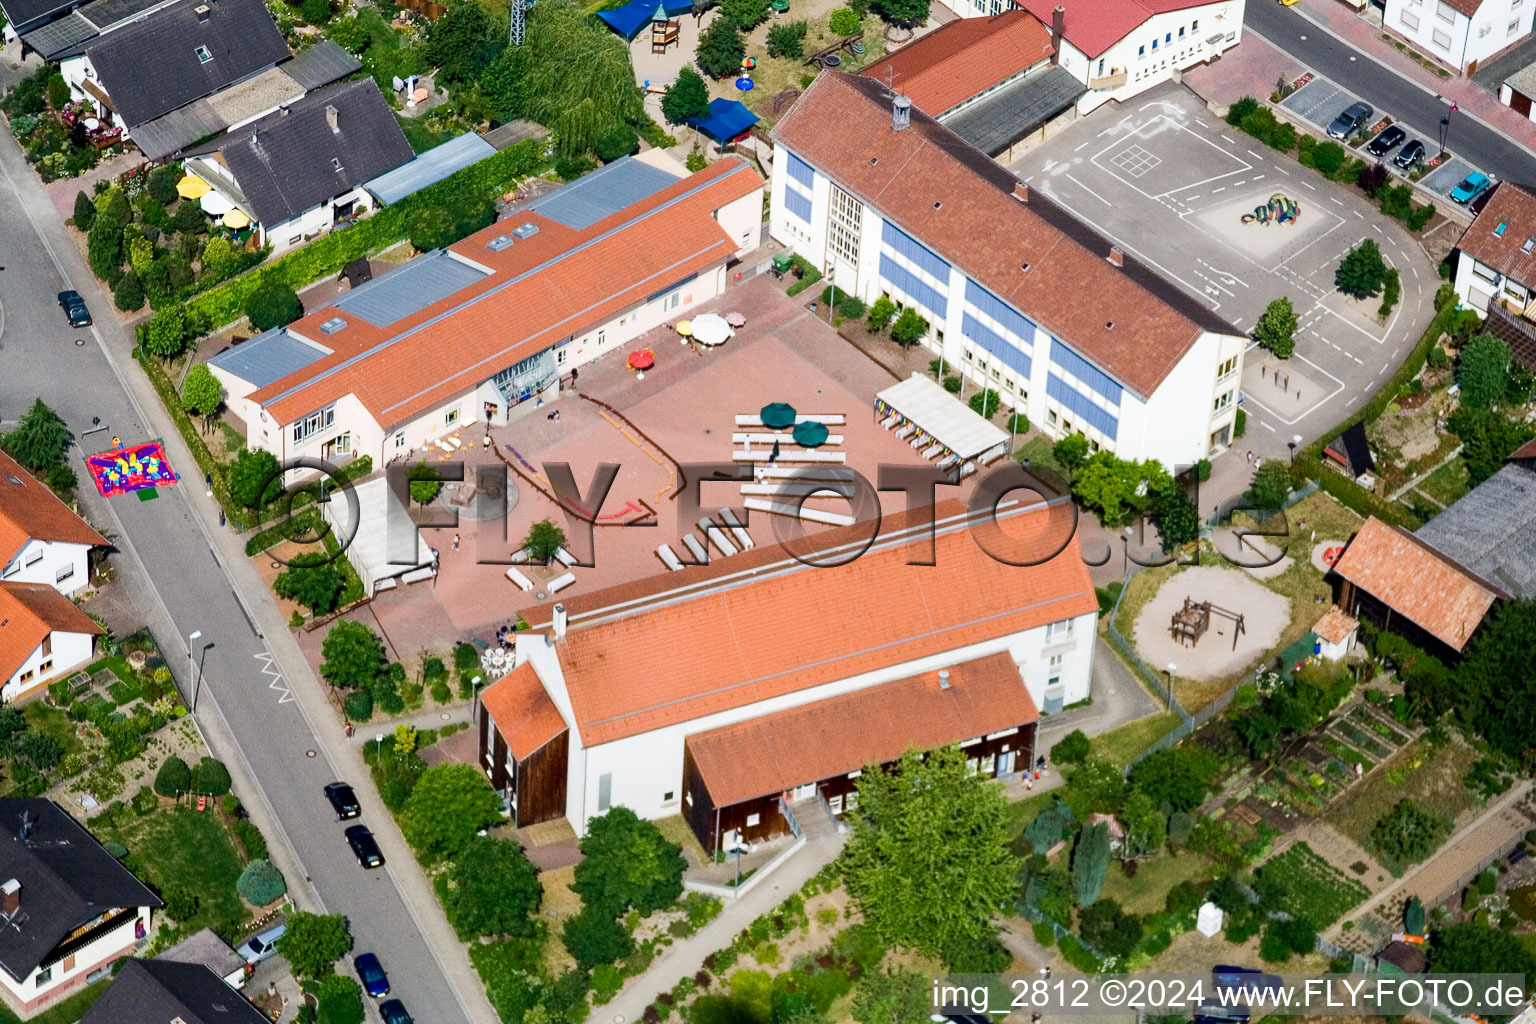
[[1131, 565, 1290, 685]]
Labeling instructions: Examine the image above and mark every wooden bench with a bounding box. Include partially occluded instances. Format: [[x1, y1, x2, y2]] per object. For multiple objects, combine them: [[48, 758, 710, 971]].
[[505, 566, 535, 592], [744, 498, 856, 527], [721, 508, 753, 550], [681, 534, 709, 563], [732, 450, 847, 463]]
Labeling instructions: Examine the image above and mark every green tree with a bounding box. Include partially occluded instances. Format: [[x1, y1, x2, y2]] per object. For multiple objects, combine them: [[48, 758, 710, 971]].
[[1253, 296, 1298, 359], [172, 198, 206, 234], [1072, 450, 1141, 525], [1053, 433, 1089, 482], [561, 904, 633, 968], [572, 806, 685, 914], [406, 460, 441, 507], [1446, 407, 1536, 485], [1458, 599, 1536, 759], [72, 190, 96, 231], [661, 66, 712, 124], [195, 756, 231, 795], [180, 363, 223, 432], [852, 971, 930, 1024], [142, 303, 193, 362], [276, 912, 353, 979], [696, 18, 745, 79], [87, 219, 123, 279], [318, 624, 385, 693], [1259, 917, 1316, 964], [828, 6, 861, 34], [402, 763, 503, 861], [200, 235, 236, 281], [872, 0, 929, 25], [228, 447, 281, 511], [1428, 922, 1536, 977], [1050, 729, 1090, 764], [393, 723, 417, 756], [153, 755, 192, 797], [1247, 459, 1293, 511], [842, 746, 1019, 956], [766, 20, 808, 58], [866, 295, 897, 333], [1404, 895, 1425, 936], [300, 0, 332, 22], [315, 974, 364, 1024], [721, 0, 770, 28], [1130, 746, 1220, 812], [1370, 798, 1450, 868], [113, 269, 145, 312], [1120, 789, 1167, 856], [1063, 757, 1125, 816], [969, 389, 1001, 418], [237, 859, 287, 905], [1150, 477, 1199, 554], [147, 164, 181, 206], [889, 307, 928, 347], [523, 518, 567, 563], [443, 836, 543, 939], [424, 0, 504, 86], [1022, 799, 1075, 856], [273, 553, 346, 615], [1079, 898, 1142, 956], [1337, 238, 1387, 298], [2, 398, 71, 472], [1072, 821, 1110, 907], [1456, 333, 1512, 408], [245, 282, 303, 331]]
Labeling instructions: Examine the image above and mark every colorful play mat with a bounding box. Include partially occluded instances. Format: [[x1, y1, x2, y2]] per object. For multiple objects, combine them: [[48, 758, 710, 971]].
[[87, 441, 179, 497]]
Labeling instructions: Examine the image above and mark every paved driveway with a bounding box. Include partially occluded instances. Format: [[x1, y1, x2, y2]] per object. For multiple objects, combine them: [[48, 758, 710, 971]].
[[1009, 83, 1436, 459]]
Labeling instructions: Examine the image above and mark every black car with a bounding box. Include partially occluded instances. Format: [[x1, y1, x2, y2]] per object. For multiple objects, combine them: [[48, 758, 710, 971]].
[[344, 825, 384, 868], [1365, 125, 1406, 157], [1394, 139, 1426, 171], [380, 999, 413, 1024], [1327, 101, 1373, 140], [323, 782, 360, 819], [57, 290, 91, 327]]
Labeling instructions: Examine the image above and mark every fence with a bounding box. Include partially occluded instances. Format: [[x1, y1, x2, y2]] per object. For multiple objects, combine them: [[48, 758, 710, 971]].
[[1427, 818, 1532, 911], [1204, 478, 1320, 530]]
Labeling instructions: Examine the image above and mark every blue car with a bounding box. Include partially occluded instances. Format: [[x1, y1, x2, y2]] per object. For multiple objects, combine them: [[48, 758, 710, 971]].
[[1450, 171, 1491, 204], [380, 999, 413, 1024], [354, 952, 389, 998]]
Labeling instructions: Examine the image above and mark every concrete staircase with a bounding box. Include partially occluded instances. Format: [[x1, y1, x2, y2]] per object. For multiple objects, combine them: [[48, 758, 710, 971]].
[[789, 797, 840, 842]]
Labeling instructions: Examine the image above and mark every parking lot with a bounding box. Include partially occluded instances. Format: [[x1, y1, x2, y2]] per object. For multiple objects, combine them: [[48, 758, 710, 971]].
[[1279, 75, 1482, 198], [1010, 83, 1437, 455]]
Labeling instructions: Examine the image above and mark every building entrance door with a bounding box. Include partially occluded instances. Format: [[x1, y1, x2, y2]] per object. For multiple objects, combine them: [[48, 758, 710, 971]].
[[792, 783, 816, 801]]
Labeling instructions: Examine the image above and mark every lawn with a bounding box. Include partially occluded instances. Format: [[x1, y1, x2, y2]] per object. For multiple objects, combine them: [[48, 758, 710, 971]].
[[1256, 490, 1365, 554], [103, 806, 249, 939], [1099, 851, 1210, 916], [396, 114, 457, 155], [1088, 712, 1180, 767], [1253, 841, 1369, 929], [1415, 457, 1471, 508], [0, 979, 107, 1024], [1324, 736, 1480, 851], [22, 703, 85, 762]]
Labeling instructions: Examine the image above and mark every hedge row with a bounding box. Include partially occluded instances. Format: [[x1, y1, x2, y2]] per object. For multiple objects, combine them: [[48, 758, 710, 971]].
[[181, 138, 548, 330], [136, 351, 252, 529]]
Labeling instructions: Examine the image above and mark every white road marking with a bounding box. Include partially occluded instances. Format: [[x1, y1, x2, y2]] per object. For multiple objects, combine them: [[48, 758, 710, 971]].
[[1075, 140, 1091, 151], [255, 651, 295, 704], [1212, 186, 1226, 193], [1065, 172, 1113, 204], [1261, 420, 1277, 432], [1301, 181, 1317, 190]]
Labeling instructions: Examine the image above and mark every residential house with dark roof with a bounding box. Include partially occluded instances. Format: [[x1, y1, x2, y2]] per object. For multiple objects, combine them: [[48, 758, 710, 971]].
[[769, 72, 1248, 468], [1451, 182, 1536, 371], [1381, 0, 1533, 73], [0, 451, 105, 598], [205, 152, 763, 470], [181, 79, 414, 251], [477, 500, 1090, 852], [82, 958, 266, 1024], [0, 800, 160, 1016]]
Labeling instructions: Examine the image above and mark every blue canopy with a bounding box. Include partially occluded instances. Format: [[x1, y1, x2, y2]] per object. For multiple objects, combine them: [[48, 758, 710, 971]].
[[596, 0, 694, 39], [687, 98, 759, 144]]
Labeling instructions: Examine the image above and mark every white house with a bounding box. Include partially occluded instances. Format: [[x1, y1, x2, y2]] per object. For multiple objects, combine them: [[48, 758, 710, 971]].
[[0, 452, 105, 599], [0, 800, 160, 1017], [0, 583, 104, 703], [1383, 0, 1533, 73], [476, 501, 1098, 853], [770, 72, 1248, 468], [207, 153, 763, 475]]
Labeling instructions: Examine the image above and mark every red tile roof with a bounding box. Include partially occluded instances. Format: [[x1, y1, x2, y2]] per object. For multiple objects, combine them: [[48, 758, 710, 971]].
[[1312, 605, 1358, 645], [684, 651, 1036, 807], [250, 159, 763, 429], [771, 73, 1238, 397], [1331, 517, 1499, 651], [480, 662, 567, 760], [858, 11, 1054, 115], [540, 499, 1095, 746], [0, 582, 103, 683], [1510, 436, 1536, 461], [1012, 0, 1220, 58], [1457, 182, 1536, 286], [0, 453, 106, 565]]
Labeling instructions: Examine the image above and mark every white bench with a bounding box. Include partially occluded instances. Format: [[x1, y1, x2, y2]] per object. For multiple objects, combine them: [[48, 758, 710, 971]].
[[447, 436, 463, 449], [699, 519, 738, 556], [756, 466, 854, 480], [657, 544, 684, 571], [505, 566, 535, 592], [734, 413, 846, 426], [910, 434, 928, 449], [922, 444, 945, 460], [373, 577, 398, 592], [720, 508, 753, 550], [554, 546, 577, 567], [739, 482, 855, 497], [403, 566, 436, 585], [437, 440, 454, 453], [732, 450, 847, 463], [510, 547, 533, 563], [880, 414, 898, 429], [744, 498, 856, 527], [896, 424, 916, 440], [731, 432, 845, 446], [937, 455, 961, 472], [983, 449, 1007, 467], [548, 571, 576, 593], [959, 462, 978, 480], [681, 534, 709, 563]]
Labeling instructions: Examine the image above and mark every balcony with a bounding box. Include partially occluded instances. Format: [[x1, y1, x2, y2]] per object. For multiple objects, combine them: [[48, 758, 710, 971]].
[[1088, 69, 1128, 89]]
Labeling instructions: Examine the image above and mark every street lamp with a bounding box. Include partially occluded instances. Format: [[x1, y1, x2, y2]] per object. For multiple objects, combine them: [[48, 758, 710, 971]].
[[187, 631, 203, 712], [469, 674, 484, 723], [1166, 662, 1177, 713], [825, 264, 836, 323], [1439, 102, 1457, 157], [1289, 433, 1301, 464], [375, 733, 385, 763]]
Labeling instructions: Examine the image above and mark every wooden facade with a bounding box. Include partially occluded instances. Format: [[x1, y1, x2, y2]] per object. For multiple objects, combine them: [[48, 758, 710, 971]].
[[478, 712, 569, 829], [682, 722, 1038, 854], [1335, 579, 1469, 662]]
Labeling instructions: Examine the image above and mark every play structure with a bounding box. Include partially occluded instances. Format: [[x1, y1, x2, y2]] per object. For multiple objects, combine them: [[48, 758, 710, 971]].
[[1240, 193, 1301, 226], [1170, 596, 1248, 650], [87, 441, 179, 498]]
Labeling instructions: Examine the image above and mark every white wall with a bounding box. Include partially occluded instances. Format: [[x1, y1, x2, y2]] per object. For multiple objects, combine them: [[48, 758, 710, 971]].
[[1086, 1, 1242, 113], [262, 186, 377, 253], [0, 908, 149, 1010], [2, 631, 96, 702], [1385, 0, 1532, 69], [0, 540, 91, 597]]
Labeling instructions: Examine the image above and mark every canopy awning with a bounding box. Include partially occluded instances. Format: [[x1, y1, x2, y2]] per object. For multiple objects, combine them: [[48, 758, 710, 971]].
[[596, 0, 695, 39], [875, 373, 1009, 461], [320, 476, 434, 597], [686, 98, 759, 144]]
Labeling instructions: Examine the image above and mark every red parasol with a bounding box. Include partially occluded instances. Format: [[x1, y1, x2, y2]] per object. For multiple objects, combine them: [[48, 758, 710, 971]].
[[628, 349, 655, 370]]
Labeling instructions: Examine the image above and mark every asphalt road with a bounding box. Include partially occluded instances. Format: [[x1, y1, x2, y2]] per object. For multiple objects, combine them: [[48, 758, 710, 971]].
[[1245, 1, 1536, 181], [0, 135, 486, 1022]]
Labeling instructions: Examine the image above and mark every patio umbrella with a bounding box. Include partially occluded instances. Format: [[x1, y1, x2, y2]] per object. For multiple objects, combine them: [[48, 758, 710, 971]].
[[628, 349, 655, 370], [691, 312, 733, 346], [221, 208, 251, 229], [761, 402, 796, 429], [793, 420, 829, 447], [725, 312, 746, 327], [199, 191, 234, 216], [675, 320, 693, 337], [176, 174, 211, 200]]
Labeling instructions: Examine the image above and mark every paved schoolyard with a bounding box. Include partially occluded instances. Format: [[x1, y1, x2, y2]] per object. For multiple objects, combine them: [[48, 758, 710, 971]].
[[1009, 82, 1436, 458]]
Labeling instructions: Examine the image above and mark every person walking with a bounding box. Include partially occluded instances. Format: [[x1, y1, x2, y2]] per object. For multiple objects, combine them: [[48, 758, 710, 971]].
[[452, 533, 460, 551]]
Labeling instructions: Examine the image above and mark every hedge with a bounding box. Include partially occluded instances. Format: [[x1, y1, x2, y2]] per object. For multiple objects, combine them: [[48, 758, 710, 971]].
[[177, 138, 548, 332], [136, 350, 250, 529]]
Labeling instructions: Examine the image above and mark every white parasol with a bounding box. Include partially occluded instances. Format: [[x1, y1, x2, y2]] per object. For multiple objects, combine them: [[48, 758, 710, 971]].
[[691, 312, 733, 347]]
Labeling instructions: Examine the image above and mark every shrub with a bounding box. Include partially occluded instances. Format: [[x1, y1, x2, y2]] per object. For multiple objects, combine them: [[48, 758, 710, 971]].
[[890, 307, 928, 347], [1050, 729, 1090, 764], [154, 756, 192, 797], [828, 6, 860, 33], [1378, 267, 1401, 318], [563, 905, 632, 968], [696, 18, 745, 79], [968, 389, 1001, 418], [196, 756, 231, 796], [593, 125, 640, 162], [245, 282, 304, 331], [940, 931, 1010, 972], [113, 270, 145, 311], [300, 0, 331, 21], [1358, 161, 1390, 196], [767, 20, 808, 58], [237, 859, 287, 906], [72, 190, 96, 231], [1311, 140, 1346, 175], [1225, 97, 1259, 125], [866, 295, 896, 332], [344, 689, 374, 721]]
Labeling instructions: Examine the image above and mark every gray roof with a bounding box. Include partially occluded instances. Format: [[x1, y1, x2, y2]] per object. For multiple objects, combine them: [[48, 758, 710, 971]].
[[332, 250, 490, 327], [158, 927, 244, 977], [279, 39, 363, 91], [82, 959, 267, 1024], [0, 0, 74, 35], [128, 99, 227, 161], [0, 799, 161, 984], [19, 12, 98, 59], [86, 0, 290, 129], [364, 130, 497, 205], [1416, 460, 1536, 598], [185, 79, 414, 227], [482, 119, 549, 151], [209, 327, 330, 387], [942, 65, 1087, 157], [519, 155, 682, 230], [1504, 60, 1536, 98]]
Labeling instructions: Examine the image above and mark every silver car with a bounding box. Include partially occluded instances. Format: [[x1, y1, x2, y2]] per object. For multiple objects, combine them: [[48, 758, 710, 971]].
[[236, 923, 286, 965]]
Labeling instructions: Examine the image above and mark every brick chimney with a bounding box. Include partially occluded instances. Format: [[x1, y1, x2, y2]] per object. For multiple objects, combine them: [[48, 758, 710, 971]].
[[891, 94, 912, 132], [1013, 182, 1029, 202], [2, 880, 20, 917], [325, 104, 340, 134], [1108, 245, 1124, 267], [1050, 5, 1065, 64]]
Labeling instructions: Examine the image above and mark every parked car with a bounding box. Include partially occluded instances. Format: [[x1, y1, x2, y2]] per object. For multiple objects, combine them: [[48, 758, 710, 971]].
[[354, 952, 389, 998], [345, 824, 384, 868], [380, 999, 414, 1024], [56, 290, 91, 327], [1472, 181, 1499, 215], [1394, 139, 1426, 171], [235, 923, 286, 965], [1450, 171, 1492, 204], [1327, 101, 1373, 140], [1365, 125, 1406, 157], [323, 782, 360, 820]]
